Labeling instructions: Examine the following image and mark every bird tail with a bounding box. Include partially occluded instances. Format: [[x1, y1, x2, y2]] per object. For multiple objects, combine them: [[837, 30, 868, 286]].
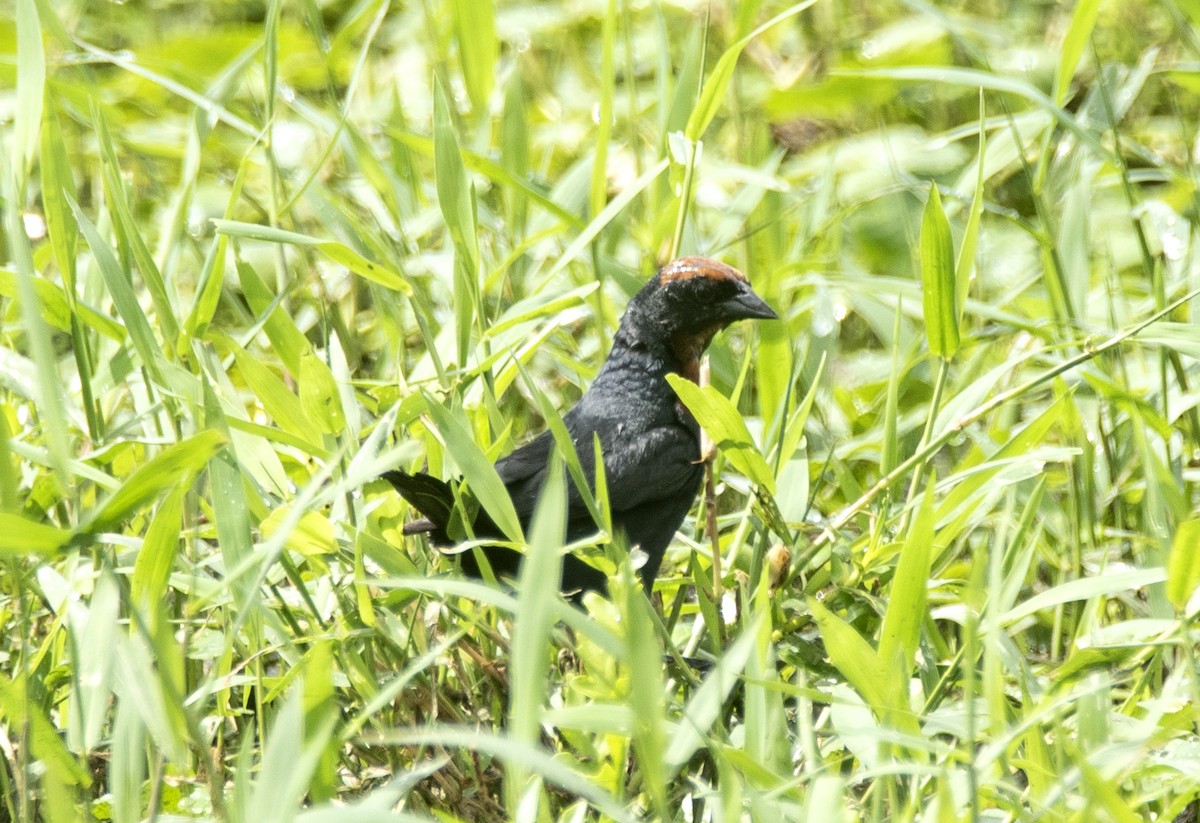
[[383, 470, 455, 541]]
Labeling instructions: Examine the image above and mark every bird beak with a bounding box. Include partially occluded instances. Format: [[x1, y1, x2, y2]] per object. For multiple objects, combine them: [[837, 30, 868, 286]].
[[722, 287, 778, 322]]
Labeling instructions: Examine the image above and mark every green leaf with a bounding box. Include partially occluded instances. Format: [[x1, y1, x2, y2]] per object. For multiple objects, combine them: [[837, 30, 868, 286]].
[[777, 355, 824, 471], [881, 306, 903, 476], [542, 158, 669, 282], [835, 66, 1105, 154], [432, 80, 477, 262], [1055, 0, 1101, 105], [73, 573, 119, 751], [1001, 568, 1168, 626], [1076, 752, 1142, 823], [500, 67, 530, 227], [1167, 518, 1200, 612], [39, 103, 79, 295], [234, 257, 310, 378], [376, 727, 631, 823], [204, 381, 256, 609], [664, 614, 762, 771], [186, 161, 248, 338], [666, 374, 775, 493], [517, 359, 603, 529], [86, 430, 228, 533], [131, 486, 185, 609], [14, 0, 45, 176], [248, 684, 337, 823], [95, 109, 180, 343], [433, 78, 480, 366], [211, 220, 411, 293], [665, 29, 704, 135], [0, 270, 123, 341], [935, 393, 1067, 521], [450, 0, 496, 114], [109, 695, 146, 823], [388, 129, 584, 231], [921, 183, 958, 360], [300, 641, 339, 802], [225, 334, 325, 450], [11, 172, 72, 476], [622, 565, 668, 818], [317, 241, 412, 294], [809, 598, 889, 709], [508, 453, 565, 809], [955, 95, 986, 318], [298, 348, 346, 436], [878, 481, 935, 679], [261, 506, 337, 557], [809, 598, 917, 735], [0, 513, 73, 557], [422, 393, 524, 543], [68, 195, 168, 388], [0, 676, 91, 789], [685, 1, 819, 140]]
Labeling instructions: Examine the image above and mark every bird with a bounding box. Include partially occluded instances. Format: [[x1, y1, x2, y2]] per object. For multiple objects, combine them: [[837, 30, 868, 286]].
[[386, 256, 778, 596]]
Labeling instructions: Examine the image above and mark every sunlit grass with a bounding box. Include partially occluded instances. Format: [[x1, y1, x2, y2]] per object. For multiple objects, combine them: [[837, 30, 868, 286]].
[[1, 0, 1199, 820]]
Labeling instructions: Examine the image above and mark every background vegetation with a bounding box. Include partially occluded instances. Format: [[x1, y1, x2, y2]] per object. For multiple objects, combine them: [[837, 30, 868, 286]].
[[2, 0, 1199, 819]]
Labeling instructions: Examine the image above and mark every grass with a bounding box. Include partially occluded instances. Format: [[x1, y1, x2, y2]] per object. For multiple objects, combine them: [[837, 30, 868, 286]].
[[2, 0, 1200, 820]]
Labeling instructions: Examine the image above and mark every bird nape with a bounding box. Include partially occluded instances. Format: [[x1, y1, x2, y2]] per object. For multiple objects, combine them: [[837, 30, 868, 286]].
[[386, 256, 778, 597]]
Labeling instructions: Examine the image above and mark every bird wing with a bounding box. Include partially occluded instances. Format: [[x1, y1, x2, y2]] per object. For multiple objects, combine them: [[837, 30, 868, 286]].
[[494, 429, 556, 521], [598, 423, 702, 513], [496, 416, 699, 515]]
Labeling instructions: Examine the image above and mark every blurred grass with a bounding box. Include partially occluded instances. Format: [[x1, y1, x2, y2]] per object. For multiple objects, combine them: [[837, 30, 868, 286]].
[[2, 0, 1200, 820]]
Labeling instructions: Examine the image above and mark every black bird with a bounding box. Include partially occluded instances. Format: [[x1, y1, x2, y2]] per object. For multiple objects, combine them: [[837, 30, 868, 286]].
[[386, 256, 777, 595]]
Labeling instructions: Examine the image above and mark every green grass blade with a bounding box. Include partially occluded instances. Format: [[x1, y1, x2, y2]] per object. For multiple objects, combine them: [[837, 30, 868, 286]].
[[94, 108, 180, 343], [667, 374, 775, 493], [920, 183, 958, 361], [664, 614, 762, 771], [1167, 518, 1200, 612], [298, 348, 347, 436], [85, 429, 227, 533], [622, 566, 668, 816], [1054, 0, 1101, 104], [14, 0, 44, 176], [9, 162, 73, 478], [225, 333, 325, 449], [809, 597, 920, 737], [131, 486, 185, 613], [0, 513, 73, 557], [543, 157, 669, 281], [39, 103, 79, 295], [507, 453, 566, 810], [1001, 568, 1168, 626], [71, 572, 119, 752], [212, 220, 411, 293], [376, 727, 633, 823], [685, 1, 818, 141], [877, 481, 935, 677], [422, 392, 524, 543], [67, 195, 169, 389], [589, 0, 617, 224], [450, 0, 495, 115]]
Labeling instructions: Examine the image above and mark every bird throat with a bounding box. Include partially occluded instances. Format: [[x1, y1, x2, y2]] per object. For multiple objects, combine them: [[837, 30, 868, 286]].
[[669, 326, 721, 423], [670, 325, 721, 383]]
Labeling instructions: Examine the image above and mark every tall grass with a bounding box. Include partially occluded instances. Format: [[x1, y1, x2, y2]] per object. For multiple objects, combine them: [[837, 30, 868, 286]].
[[1, 0, 1199, 820]]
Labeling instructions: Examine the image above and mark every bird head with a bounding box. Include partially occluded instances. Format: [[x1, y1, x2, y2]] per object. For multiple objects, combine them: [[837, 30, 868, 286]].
[[621, 256, 777, 380]]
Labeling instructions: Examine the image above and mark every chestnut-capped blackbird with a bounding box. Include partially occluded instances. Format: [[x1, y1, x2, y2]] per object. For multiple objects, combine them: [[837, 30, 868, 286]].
[[386, 256, 777, 595]]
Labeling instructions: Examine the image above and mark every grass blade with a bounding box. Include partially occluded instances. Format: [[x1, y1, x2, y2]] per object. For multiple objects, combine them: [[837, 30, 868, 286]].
[[921, 183, 958, 361]]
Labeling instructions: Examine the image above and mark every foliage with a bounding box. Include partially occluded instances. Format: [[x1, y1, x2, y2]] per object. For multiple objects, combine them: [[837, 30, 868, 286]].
[[1, 0, 1199, 820]]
